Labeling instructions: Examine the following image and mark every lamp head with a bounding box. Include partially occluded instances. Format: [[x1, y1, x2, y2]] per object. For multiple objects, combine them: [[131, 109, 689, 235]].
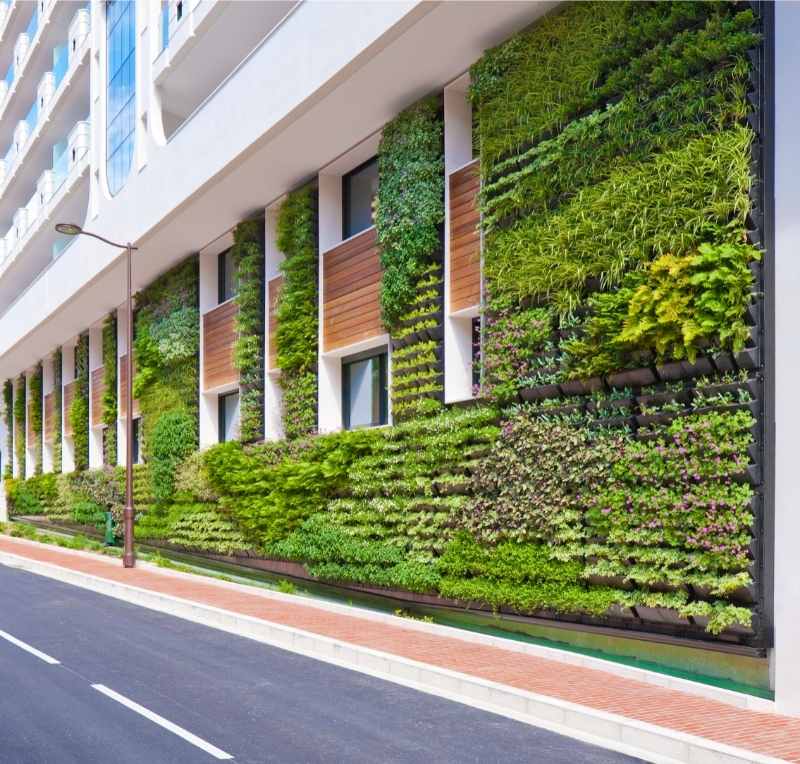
[[55, 223, 83, 236]]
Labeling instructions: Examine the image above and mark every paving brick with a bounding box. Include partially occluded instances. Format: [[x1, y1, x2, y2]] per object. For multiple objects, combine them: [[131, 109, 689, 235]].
[[1, 536, 797, 762]]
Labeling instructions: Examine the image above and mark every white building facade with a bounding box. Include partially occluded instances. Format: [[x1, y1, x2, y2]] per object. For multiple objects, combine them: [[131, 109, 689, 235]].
[[0, 0, 796, 717]]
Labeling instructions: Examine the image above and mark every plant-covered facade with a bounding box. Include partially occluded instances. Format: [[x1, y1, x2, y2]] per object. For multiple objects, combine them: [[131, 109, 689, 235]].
[[1, 1, 772, 684]]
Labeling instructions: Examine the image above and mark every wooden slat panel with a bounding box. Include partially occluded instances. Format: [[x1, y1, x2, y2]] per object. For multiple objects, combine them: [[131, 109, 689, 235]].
[[91, 366, 105, 428], [203, 301, 239, 390], [323, 228, 383, 352], [63, 381, 75, 437], [44, 392, 54, 443], [268, 276, 283, 372], [118, 355, 140, 418], [449, 160, 481, 313]]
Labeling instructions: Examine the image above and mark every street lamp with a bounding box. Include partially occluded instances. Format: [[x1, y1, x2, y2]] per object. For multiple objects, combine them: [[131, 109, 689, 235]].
[[55, 223, 138, 568]]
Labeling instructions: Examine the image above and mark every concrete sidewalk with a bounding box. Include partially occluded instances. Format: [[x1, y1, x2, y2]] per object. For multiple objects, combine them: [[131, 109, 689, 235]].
[[1, 534, 797, 764]]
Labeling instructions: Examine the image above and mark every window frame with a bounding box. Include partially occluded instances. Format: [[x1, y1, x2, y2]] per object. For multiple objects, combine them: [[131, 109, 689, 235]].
[[218, 390, 239, 443], [341, 347, 388, 431], [217, 248, 237, 305], [342, 156, 378, 241]]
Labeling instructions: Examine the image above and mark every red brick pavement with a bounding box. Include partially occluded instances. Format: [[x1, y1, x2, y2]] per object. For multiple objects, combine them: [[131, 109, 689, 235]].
[[1, 535, 798, 762]]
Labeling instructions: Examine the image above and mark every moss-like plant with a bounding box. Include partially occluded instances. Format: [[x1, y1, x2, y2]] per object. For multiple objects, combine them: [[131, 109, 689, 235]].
[[102, 314, 117, 466], [232, 220, 265, 443], [275, 187, 318, 439], [375, 96, 444, 330], [3, 380, 13, 478], [30, 364, 43, 475], [70, 334, 90, 471], [52, 348, 62, 473], [13, 376, 25, 477]]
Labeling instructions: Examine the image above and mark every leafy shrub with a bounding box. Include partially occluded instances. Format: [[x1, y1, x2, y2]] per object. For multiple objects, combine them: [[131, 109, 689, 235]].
[[150, 410, 196, 503]]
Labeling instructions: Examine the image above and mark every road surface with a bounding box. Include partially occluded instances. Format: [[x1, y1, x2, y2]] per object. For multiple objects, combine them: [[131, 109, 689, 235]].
[[0, 564, 642, 763]]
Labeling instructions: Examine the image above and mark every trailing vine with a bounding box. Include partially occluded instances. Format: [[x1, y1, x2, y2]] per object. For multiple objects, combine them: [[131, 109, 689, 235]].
[[52, 348, 62, 473], [374, 96, 444, 331], [30, 363, 43, 475], [13, 375, 26, 477], [70, 334, 90, 471], [102, 313, 118, 465], [275, 187, 318, 440], [232, 220, 265, 443], [3, 380, 12, 478]]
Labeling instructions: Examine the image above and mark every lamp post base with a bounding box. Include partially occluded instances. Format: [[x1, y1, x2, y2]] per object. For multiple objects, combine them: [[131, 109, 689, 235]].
[[123, 504, 135, 568]]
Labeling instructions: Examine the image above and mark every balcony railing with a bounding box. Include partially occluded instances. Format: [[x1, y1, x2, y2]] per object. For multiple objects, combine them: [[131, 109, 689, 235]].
[[0, 23, 90, 202], [0, 119, 90, 274]]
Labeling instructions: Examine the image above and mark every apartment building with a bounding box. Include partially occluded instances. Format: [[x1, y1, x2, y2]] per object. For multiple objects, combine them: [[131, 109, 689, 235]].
[[0, 0, 798, 716]]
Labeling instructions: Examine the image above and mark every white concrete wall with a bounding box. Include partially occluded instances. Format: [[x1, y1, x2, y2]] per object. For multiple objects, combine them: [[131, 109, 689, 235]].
[[443, 75, 477, 404], [773, 0, 800, 718]]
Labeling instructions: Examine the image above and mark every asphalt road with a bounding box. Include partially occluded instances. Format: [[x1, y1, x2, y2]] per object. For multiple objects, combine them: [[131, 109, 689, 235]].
[[0, 564, 643, 764]]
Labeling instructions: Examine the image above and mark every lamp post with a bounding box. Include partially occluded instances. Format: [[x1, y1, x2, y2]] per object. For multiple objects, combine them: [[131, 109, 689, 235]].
[[55, 223, 138, 568]]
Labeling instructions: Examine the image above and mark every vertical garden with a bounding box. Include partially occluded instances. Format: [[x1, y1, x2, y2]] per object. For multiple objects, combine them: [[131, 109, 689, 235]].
[[2, 1, 768, 650]]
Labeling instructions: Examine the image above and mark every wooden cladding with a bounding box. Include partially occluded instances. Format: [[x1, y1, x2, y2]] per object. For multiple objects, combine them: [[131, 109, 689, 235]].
[[44, 392, 54, 443], [323, 227, 383, 352], [267, 276, 283, 372], [118, 355, 140, 418], [449, 160, 481, 313], [63, 381, 75, 437], [90, 366, 105, 428], [203, 300, 239, 390]]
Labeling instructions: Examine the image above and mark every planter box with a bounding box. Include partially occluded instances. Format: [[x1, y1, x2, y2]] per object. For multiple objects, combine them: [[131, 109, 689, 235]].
[[635, 411, 680, 428], [735, 346, 760, 371], [425, 325, 444, 342], [636, 390, 692, 408], [692, 378, 759, 401], [635, 606, 691, 627], [711, 351, 736, 373], [746, 302, 760, 327], [732, 463, 762, 487], [532, 402, 585, 417], [559, 376, 604, 396], [591, 415, 632, 429], [606, 367, 656, 389], [588, 397, 633, 414], [519, 383, 560, 402], [692, 399, 759, 418]]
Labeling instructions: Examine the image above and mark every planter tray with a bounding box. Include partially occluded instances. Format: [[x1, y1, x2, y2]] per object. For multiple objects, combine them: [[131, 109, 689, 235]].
[[606, 367, 656, 389]]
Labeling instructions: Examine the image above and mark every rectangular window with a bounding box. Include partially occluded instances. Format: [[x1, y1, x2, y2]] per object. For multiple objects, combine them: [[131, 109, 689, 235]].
[[131, 417, 140, 464], [342, 349, 388, 430], [218, 391, 240, 443], [471, 316, 481, 391], [342, 157, 378, 240], [217, 249, 237, 304]]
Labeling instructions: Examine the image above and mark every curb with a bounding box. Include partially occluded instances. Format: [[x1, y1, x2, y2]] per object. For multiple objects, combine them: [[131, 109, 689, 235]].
[[0, 549, 784, 764]]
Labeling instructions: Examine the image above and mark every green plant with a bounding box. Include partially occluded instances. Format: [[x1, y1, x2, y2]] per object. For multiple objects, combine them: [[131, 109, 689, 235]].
[[70, 334, 90, 471], [232, 220, 265, 442], [150, 410, 196, 503], [29, 364, 43, 475], [52, 348, 62, 473], [3, 380, 12, 478], [102, 313, 117, 465], [14, 375, 26, 477], [275, 187, 318, 439], [374, 96, 444, 329]]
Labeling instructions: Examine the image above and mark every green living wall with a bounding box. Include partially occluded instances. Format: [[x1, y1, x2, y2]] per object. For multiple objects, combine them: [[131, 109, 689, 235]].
[[102, 314, 117, 466], [70, 334, 90, 472], [6, 1, 767, 646]]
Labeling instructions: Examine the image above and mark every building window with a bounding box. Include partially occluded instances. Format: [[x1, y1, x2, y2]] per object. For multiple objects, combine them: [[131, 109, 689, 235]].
[[131, 417, 141, 464], [217, 249, 237, 304], [218, 391, 240, 443], [176, 1, 183, 21], [471, 316, 481, 393], [342, 157, 378, 240], [106, 0, 135, 196], [342, 349, 388, 430]]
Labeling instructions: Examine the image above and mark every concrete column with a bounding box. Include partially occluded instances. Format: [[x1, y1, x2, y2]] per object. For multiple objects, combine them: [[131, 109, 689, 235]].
[[773, 0, 800, 717], [443, 75, 477, 404]]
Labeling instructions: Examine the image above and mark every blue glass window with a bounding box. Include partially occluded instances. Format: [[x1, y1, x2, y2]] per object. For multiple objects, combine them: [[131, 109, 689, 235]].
[[106, 0, 135, 196]]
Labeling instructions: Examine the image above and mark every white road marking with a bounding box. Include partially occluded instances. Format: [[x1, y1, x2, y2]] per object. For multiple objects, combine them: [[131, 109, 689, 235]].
[[0, 629, 60, 664], [91, 684, 233, 760]]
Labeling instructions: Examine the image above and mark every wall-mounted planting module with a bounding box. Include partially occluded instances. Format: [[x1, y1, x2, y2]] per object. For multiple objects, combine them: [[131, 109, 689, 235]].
[[5, 1, 770, 656]]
